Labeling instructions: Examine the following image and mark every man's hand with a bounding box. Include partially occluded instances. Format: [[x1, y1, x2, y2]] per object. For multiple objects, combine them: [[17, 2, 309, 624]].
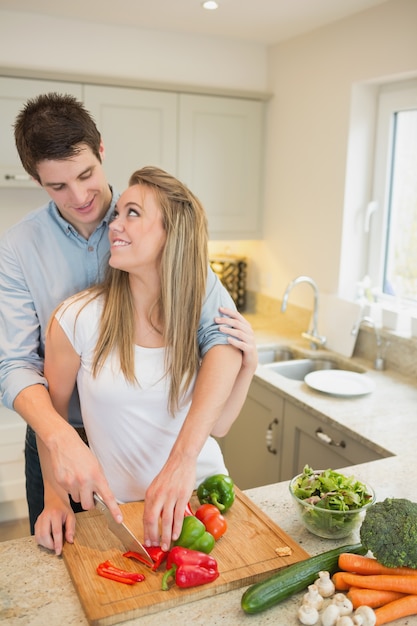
[[34, 495, 75, 556], [47, 425, 123, 524]]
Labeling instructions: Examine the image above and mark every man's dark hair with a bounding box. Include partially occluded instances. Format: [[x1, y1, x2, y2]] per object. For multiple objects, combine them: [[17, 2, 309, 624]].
[[14, 92, 102, 183]]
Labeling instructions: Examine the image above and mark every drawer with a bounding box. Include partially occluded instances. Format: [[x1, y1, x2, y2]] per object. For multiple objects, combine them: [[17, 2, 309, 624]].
[[0, 458, 25, 483], [1, 424, 26, 445], [280, 399, 388, 481], [0, 404, 22, 423], [0, 476, 26, 503], [0, 441, 25, 464], [0, 408, 26, 445]]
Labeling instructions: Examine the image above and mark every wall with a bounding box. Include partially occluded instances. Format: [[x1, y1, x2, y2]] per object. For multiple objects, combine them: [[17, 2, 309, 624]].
[[1, 2, 417, 304], [260, 0, 417, 308], [0, 10, 267, 93]]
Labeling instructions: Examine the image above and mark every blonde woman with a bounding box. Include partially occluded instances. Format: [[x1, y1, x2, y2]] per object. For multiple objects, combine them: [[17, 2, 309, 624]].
[[36, 166, 257, 555]]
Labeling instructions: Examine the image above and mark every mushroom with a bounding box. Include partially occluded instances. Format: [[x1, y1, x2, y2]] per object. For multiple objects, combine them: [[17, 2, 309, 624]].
[[314, 570, 335, 597], [352, 606, 376, 626], [332, 593, 353, 616], [321, 603, 341, 626], [302, 584, 324, 610], [298, 602, 320, 625], [336, 617, 354, 626]]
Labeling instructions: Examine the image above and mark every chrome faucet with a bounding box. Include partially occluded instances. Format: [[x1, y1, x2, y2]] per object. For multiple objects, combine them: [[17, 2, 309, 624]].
[[281, 275, 326, 350], [355, 316, 385, 370]]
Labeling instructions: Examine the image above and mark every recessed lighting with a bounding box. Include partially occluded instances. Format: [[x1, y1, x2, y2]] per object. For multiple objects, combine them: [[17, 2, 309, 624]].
[[202, 1, 219, 10]]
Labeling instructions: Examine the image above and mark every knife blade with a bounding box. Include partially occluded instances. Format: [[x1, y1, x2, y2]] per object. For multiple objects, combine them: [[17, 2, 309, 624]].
[[93, 493, 154, 566]]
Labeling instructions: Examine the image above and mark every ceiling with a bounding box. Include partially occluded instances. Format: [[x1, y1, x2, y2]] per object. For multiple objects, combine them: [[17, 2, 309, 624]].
[[0, 0, 388, 45]]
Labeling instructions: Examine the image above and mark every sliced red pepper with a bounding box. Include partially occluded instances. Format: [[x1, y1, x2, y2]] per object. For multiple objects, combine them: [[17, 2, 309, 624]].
[[97, 568, 137, 585], [97, 560, 145, 584], [195, 503, 227, 540], [161, 546, 219, 590], [123, 547, 167, 571], [184, 501, 194, 516]]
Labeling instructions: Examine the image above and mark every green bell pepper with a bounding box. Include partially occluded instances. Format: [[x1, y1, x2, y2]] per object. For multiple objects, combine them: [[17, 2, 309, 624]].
[[197, 474, 235, 512], [174, 515, 215, 554]]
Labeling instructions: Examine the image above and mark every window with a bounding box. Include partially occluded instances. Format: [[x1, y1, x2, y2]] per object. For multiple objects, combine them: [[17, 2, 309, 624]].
[[368, 81, 417, 306]]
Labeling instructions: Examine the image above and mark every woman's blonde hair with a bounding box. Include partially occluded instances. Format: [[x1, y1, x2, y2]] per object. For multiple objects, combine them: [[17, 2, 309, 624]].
[[77, 166, 208, 414]]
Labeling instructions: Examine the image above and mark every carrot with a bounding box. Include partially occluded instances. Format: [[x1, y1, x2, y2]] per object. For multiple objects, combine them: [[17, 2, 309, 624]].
[[332, 571, 351, 591], [347, 586, 406, 609], [374, 594, 417, 625], [339, 573, 417, 595], [339, 553, 417, 577]]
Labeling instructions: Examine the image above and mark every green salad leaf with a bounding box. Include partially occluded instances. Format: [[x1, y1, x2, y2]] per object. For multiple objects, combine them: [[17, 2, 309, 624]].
[[292, 465, 372, 512]]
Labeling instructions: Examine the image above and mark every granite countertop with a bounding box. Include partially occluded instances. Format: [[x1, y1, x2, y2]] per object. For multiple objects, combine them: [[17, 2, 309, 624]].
[[0, 454, 414, 626], [1, 314, 416, 625]]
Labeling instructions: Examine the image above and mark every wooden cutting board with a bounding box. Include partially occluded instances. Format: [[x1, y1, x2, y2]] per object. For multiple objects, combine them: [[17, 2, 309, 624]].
[[62, 487, 309, 626]]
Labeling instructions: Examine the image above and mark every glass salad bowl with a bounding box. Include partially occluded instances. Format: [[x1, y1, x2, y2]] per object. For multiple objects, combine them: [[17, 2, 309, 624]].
[[289, 466, 376, 539]]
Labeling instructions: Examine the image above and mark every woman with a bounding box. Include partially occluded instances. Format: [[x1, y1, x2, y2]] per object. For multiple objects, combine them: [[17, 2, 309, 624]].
[[36, 166, 257, 554]]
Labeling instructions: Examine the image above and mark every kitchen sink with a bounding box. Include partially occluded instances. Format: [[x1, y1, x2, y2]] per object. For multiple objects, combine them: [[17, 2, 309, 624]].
[[262, 358, 365, 381], [257, 345, 295, 365]]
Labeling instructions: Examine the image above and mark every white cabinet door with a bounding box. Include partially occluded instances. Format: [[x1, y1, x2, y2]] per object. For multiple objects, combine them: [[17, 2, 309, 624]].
[[220, 379, 283, 490], [178, 94, 264, 239], [0, 76, 82, 188], [83, 85, 178, 194], [0, 404, 27, 521]]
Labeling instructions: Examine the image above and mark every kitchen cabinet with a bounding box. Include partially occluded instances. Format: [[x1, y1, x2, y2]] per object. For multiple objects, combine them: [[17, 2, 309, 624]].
[[178, 94, 264, 239], [83, 84, 178, 193], [0, 76, 82, 188], [220, 378, 283, 490], [0, 404, 27, 522], [85, 87, 264, 239], [0, 77, 264, 239], [280, 399, 386, 481]]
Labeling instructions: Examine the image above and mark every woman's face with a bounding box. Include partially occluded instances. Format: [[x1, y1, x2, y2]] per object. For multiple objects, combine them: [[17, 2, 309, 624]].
[[108, 184, 166, 274]]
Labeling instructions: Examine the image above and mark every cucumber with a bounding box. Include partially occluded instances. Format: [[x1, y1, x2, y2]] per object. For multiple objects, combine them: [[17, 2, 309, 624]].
[[241, 542, 366, 614]]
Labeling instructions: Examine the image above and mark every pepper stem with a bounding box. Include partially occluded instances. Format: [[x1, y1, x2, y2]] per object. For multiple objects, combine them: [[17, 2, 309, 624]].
[[210, 492, 225, 511], [161, 565, 177, 591]]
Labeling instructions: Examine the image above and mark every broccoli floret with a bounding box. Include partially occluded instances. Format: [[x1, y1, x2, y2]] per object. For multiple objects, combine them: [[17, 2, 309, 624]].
[[360, 497, 417, 568]]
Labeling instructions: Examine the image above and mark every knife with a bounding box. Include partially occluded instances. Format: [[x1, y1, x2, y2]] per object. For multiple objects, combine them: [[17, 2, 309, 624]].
[[93, 493, 154, 566]]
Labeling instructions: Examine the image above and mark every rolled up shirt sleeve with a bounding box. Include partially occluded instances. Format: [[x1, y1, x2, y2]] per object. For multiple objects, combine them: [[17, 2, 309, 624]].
[[197, 266, 237, 357]]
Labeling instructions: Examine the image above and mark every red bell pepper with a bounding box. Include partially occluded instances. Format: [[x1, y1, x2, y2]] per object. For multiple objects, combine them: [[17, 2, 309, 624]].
[[123, 546, 167, 571], [195, 503, 227, 540], [161, 546, 219, 590], [96, 560, 145, 584]]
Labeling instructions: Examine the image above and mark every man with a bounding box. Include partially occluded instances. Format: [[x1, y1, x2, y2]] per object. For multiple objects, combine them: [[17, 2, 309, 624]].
[[0, 93, 256, 550]]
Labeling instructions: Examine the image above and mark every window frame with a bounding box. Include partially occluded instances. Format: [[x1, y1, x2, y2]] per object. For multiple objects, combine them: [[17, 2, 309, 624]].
[[367, 79, 417, 308]]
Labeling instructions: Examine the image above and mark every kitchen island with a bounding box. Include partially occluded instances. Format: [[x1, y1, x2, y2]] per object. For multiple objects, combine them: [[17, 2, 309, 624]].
[[0, 452, 414, 626]]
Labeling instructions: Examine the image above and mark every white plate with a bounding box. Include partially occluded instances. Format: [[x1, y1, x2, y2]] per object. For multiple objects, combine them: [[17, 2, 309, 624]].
[[304, 370, 375, 397]]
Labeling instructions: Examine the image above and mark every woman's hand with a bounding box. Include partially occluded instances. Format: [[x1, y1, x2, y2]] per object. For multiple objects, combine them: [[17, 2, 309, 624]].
[[215, 307, 258, 373], [34, 494, 76, 556], [142, 454, 196, 552]]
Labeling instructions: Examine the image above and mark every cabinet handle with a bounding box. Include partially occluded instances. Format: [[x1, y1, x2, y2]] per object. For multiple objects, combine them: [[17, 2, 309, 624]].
[[315, 427, 346, 448], [4, 173, 31, 181], [266, 418, 279, 455]]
